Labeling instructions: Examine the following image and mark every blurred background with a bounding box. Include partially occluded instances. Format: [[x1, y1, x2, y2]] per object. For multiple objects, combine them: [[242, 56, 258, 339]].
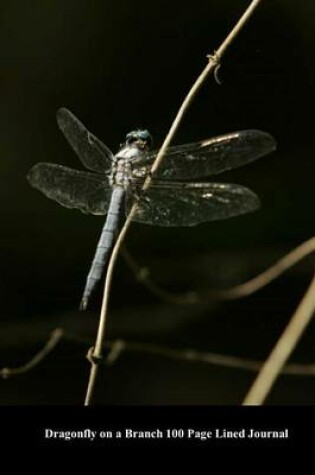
[[0, 0, 315, 404]]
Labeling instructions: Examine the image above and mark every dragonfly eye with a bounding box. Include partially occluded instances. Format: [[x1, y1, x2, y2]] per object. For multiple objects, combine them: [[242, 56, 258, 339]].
[[126, 133, 137, 144], [126, 129, 153, 148]]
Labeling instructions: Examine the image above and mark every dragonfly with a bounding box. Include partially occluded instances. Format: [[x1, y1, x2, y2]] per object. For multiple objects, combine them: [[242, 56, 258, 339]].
[[27, 108, 276, 310]]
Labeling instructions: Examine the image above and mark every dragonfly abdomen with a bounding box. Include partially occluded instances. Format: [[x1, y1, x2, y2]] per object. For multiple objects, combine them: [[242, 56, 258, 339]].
[[80, 186, 125, 310]]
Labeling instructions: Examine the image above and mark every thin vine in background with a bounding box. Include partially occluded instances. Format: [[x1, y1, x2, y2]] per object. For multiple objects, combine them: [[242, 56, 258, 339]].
[[2, 236, 315, 404], [242, 272, 315, 405], [122, 239, 315, 404], [0, 328, 64, 379], [121, 237, 315, 304], [84, 0, 264, 406], [4, 328, 315, 380]]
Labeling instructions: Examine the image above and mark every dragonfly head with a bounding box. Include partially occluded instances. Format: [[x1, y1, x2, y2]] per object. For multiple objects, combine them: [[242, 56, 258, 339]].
[[125, 129, 153, 150]]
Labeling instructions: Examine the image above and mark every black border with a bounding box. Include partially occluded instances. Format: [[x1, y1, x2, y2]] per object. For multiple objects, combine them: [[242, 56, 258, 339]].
[[1, 405, 313, 448]]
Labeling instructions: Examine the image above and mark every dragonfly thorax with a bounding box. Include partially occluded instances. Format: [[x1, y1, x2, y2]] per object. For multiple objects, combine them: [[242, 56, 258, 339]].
[[110, 143, 147, 187], [109, 156, 133, 188]]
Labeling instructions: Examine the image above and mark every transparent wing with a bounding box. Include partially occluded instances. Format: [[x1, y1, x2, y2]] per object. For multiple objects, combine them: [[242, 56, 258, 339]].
[[126, 181, 260, 227], [57, 108, 114, 174], [131, 130, 276, 180], [27, 163, 111, 215]]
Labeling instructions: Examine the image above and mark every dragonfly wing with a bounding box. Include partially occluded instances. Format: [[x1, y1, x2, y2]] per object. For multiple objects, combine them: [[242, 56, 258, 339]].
[[27, 163, 111, 215], [126, 181, 260, 227], [57, 108, 114, 173], [132, 130, 276, 180]]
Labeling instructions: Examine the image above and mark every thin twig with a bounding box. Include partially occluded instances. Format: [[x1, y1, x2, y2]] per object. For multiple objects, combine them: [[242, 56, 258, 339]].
[[105, 339, 126, 365], [122, 237, 315, 304], [121, 245, 198, 304], [101, 339, 315, 377], [0, 328, 64, 379], [4, 328, 315, 381], [243, 272, 315, 405], [84, 0, 264, 406]]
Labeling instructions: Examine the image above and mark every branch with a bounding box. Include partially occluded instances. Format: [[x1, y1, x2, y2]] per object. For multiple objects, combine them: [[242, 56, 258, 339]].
[[122, 237, 315, 304], [242, 271, 315, 405], [3, 330, 315, 384], [84, 0, 264, 406], [0, 328, 64, 379], [100, 339, 315, 377]]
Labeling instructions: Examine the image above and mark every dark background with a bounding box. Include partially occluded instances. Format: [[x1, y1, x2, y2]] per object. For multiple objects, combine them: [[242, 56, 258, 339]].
[[0, 0, 315, 405]]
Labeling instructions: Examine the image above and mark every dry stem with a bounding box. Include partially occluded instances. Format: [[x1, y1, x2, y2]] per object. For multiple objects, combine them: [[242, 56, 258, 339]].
[[242, 271, 315, 405], [4, 329, 315, 381], [84, 0, 264, 405], [122, 237, 315, 304], [0, 328, 64, 379]]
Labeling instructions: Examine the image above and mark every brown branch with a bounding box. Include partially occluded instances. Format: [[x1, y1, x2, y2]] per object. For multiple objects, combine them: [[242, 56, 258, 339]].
[[122, 237, 315, 304], [101, 339, 315, 377], [121, 245, 198, 304], [0, 328, 64, 379], [3, 329, 315, 382], [242, 271, 315, 405], [84, 0, 264, 406]]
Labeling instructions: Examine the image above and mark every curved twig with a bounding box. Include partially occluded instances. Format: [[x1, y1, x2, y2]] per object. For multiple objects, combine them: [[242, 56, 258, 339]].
[[3, 329, 315, 383], [100, 339, 315, 377], [242, 271, 315, 405], [84, 0, 264, 405], [121, 246, 198, 304], [0, 328, 64, 379], [121, 237, 315, 304]]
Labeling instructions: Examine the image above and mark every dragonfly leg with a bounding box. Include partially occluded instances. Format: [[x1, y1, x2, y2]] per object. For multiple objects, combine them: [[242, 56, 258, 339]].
[[80, 298, 87, 311], [80, 296, 90, 311]]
